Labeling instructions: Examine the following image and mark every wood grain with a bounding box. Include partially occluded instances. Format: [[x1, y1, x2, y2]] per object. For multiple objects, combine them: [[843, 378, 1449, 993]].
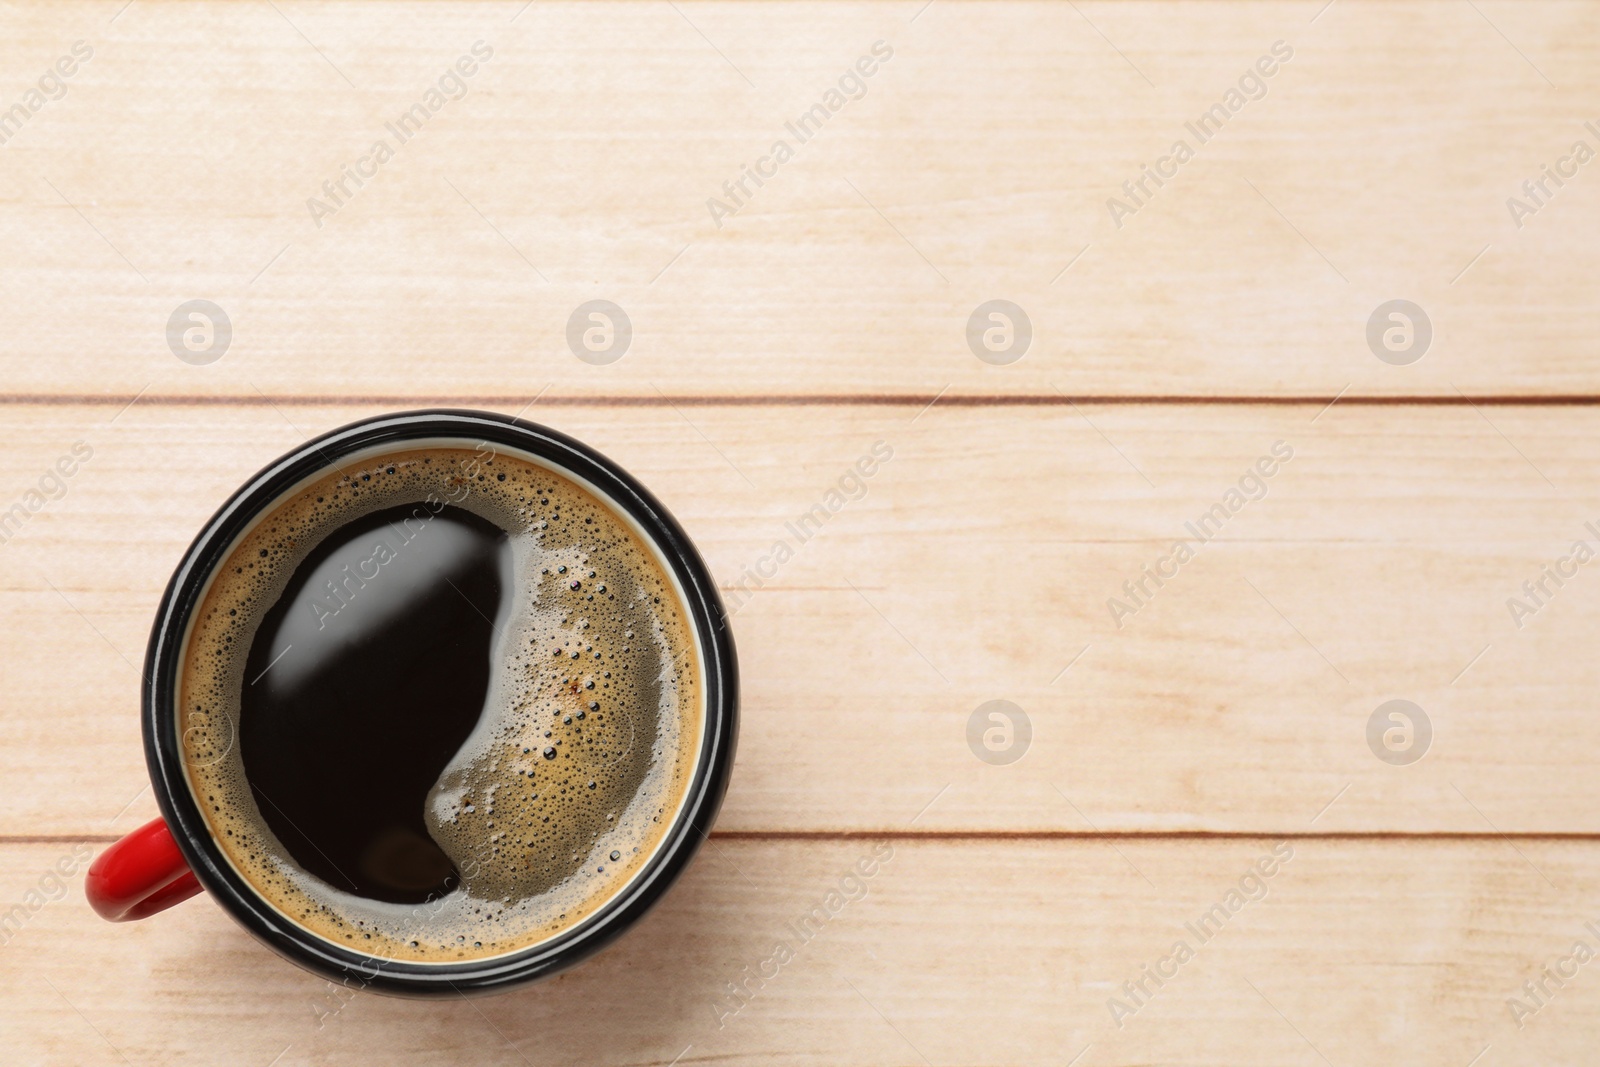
[[5, 1, 1600, 1061], [1, 2, 1598, 399], [4, 837, 1598, 1066], [3, 401, 1598, 836]]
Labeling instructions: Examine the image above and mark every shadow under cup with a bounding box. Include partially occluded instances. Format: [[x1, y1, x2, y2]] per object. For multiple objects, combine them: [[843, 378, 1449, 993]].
[[141, 410, 738, 995]]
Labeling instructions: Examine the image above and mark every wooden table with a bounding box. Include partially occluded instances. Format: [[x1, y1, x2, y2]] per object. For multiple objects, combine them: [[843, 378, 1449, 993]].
[[3, 1, 1599, 1063]]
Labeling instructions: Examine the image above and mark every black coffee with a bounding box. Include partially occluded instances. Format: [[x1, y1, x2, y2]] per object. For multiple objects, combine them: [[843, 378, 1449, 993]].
[[179, 446, 700, 962], [240, 503, 510, 904]]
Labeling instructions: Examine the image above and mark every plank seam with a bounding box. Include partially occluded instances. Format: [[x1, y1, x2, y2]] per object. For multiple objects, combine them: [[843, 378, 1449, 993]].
[[6, 394, 1600, 408], [11, 830, 1600, 845]]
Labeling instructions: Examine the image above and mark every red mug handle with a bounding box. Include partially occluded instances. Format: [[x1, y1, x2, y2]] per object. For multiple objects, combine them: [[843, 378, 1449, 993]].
[[86, 817, 204, 921]]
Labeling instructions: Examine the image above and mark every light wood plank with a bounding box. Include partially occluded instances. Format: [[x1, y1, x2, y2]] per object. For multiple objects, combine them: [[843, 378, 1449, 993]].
[[3, 837, 1597, 1065], [2, 3, 1599, 398], [3, 401, 1598, 835]]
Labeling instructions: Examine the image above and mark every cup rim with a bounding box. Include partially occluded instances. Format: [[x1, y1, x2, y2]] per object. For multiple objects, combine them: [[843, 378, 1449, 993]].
[[142, 409, 738, 995]]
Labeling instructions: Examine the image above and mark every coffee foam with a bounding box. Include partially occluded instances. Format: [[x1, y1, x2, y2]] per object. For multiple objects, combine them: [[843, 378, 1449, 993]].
[[178, 444, 701, 963]]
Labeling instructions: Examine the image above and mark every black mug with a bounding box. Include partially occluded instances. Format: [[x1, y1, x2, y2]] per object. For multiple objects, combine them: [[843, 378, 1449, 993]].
[[85, 409, 738, 995]]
